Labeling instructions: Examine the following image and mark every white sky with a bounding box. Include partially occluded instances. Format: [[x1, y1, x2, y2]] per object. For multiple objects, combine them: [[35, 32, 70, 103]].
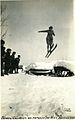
[[1, 0, 74, 65]]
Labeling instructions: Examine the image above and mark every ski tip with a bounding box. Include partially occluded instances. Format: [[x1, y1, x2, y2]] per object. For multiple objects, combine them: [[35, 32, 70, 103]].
[[54, 43, 57, 46]]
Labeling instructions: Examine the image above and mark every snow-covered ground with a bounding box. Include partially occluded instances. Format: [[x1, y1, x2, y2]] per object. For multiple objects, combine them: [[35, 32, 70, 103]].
[[25, 60, 75, 73], [1, 73, 75, 119]]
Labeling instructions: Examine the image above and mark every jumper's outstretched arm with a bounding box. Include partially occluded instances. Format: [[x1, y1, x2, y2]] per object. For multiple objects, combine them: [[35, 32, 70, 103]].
[[38, 30, 48, 33]]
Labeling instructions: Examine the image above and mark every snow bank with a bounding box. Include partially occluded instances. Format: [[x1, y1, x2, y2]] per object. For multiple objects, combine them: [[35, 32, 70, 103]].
[[25, 60, 75, 73], [1, 73, 75, 118]]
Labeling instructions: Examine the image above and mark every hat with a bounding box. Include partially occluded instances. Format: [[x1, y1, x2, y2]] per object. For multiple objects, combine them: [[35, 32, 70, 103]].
[[18, 55, 20, 57], [12, 51, 16, 54], [49, 26, 53, 29], [1, 39, 5, 45], [7, 48, 11, 52]]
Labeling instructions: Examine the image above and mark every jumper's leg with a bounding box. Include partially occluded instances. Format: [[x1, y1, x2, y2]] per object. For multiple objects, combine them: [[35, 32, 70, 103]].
[[47, 44, 50, 53]]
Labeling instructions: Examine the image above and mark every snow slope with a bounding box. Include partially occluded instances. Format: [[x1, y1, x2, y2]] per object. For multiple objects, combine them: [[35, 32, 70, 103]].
[[1, 73, 75, 119], [25, 60, 75, 73]]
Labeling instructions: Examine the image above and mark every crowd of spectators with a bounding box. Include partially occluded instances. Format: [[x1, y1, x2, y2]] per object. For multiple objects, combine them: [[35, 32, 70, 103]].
[[1, 39, 21, 76]]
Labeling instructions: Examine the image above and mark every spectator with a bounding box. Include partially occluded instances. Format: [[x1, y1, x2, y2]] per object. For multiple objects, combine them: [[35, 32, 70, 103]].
[[15, 55, 20, 73], [4, 48, 11, 75], [1, 39, 6, 76], [10, 51, 16, 74]]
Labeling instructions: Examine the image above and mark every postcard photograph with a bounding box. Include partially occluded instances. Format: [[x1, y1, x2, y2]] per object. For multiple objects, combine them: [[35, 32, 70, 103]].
[[1, 0, 75, 119]]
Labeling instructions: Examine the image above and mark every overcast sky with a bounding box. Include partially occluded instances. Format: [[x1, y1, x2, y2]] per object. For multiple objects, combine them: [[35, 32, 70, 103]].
[[1, 0, 74, 65]]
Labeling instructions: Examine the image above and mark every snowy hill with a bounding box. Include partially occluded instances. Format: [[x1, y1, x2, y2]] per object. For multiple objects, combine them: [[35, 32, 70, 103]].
[[25, 60, 75, 73], [1, 73, 75, 118]]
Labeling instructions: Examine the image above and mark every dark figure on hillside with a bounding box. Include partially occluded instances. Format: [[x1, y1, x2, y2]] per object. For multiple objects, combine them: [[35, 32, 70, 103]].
[[15, 55, 20, 73], [4, 48, 11, 75], [10, 51, 16, 74], [38, 26, 55, 53], [1, 39, 6, 76]]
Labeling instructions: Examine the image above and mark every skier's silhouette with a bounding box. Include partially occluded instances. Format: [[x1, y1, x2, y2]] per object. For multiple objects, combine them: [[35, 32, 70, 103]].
[[38, 26, 55, 53]]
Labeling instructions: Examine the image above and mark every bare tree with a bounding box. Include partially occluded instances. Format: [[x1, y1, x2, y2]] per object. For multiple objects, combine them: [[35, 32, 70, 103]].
[[1, 2, 8, 39]]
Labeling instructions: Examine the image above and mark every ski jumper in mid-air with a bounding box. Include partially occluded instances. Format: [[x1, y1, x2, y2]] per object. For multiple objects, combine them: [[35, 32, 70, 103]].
[[38, 26, 55, 53]]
